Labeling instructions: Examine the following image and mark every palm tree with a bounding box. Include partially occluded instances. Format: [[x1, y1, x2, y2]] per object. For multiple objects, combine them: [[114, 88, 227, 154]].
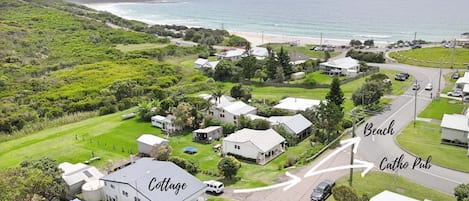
[[211, 88, 225, 105]]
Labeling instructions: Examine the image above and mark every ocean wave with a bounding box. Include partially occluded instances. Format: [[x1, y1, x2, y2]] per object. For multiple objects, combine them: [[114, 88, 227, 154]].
[[353, 34, 392, 39]]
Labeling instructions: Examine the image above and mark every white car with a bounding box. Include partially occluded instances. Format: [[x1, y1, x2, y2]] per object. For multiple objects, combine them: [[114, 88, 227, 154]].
[[204, 180, 224, 194], [425, 83, 433, 91], [448, 90, 462, 97]]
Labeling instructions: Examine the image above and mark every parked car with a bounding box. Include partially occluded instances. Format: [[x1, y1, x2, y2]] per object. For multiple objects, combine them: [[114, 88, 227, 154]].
[[311, 180, 335, 201], [448, 90, 463, 97], [463, 96, 469, 103], [412, 83, 420, 90], [425, 83, 433, 90], [394, 74, 406, 81], [452, 72, 460, 79], [204, 180, 224, 194], [411, 44, 422, 49]]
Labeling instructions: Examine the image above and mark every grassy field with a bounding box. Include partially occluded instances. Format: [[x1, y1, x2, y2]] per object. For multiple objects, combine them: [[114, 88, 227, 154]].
[[443, 71, 460, 93], [389, 47, 469, 68], [327, 171, 454, 201], [418, 98, 466, 120], [115, 43, 168, 52], [262, 43, 340, 59], [396, 121, 469, 172]]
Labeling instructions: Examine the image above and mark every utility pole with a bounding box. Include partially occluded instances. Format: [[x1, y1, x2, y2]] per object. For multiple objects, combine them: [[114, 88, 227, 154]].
[[349, 109, 356, 187], [262, 31, 264, 45], [438, 62, 442, 100], [451, 38, 456, 69], [413, 32, 417, 42], [413, 79, 418, 127]]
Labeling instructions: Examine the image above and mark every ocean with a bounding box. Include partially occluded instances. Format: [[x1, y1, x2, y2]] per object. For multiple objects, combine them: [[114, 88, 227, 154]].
[[85, 0, 469, 42]]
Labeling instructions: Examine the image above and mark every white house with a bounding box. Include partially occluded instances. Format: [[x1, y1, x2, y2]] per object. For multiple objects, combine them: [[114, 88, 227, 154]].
[[192, 126, 223, 142], [440, 113, 469, 155], [194, 58, 219, 70], [370, 190, 419, 201], [58, 162, 104, 200], [268, 114, 312, 140], [101, 158, 207, 201], [222, 128, 285, 165], [291, 72, 306, 80], [151, 115, 182, 133], [250, 47, 269, 60], [209, 96, 256, 124], [136, 134, 169, 155], [215, 48, 246, 61], [273, 97, 322, 112], [194, 58, 208, 68], [320, 57, 360, 77]]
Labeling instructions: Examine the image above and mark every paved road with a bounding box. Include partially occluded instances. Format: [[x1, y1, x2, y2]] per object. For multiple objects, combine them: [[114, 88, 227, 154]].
[[215, 63, 467, 201], [356, 63, 469, 195]]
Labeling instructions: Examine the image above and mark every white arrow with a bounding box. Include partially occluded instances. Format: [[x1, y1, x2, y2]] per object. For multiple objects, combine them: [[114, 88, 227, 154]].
[[233, 171, 301, 193], [304, 159, 374, 178], [304, 137, 361, 178]]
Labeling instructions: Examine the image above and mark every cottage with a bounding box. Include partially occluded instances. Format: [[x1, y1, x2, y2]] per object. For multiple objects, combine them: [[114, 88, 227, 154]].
[[291, 72, 305, 80], [215, 48, 247, 61], [250, 47, 269, 60], [58, 162, 104, 200], [320, 57, 360, 77], [370, 190, 419, 201], [192, 126, 223, 143], [456, 72, 469, 90], [268, 114, 312, 140], [289, 51, 309, 65], [273, 97, 322, 112], [440, 113, 469, 155], [101, 158, 207, 201], [151, 115, 182, 133], [209, 96, 256, 124], [222, 128, 285, 165], [194, 58, 208, 68], [136, 134, 169, 155]]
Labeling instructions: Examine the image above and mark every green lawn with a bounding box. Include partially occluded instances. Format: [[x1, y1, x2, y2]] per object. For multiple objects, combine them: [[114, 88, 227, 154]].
[[418, 98, 465, 120], [396, 121, 469, 172], [327, 171, 454, 201], [443, 71, 459, 93], [115, 43, 168, 52], [389, 47, 469, 68], [262, 43, 340, 59]]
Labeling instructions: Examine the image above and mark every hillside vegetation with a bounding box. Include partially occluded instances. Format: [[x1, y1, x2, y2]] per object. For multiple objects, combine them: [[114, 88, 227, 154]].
[[0, 0, 210, 134]]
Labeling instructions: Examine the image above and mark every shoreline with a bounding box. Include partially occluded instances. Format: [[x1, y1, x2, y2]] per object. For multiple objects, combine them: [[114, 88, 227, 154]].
[[83, 2, 391, 48]]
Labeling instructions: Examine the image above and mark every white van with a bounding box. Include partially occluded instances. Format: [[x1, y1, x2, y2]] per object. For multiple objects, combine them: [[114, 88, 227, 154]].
[[203, 180, 224, 194]]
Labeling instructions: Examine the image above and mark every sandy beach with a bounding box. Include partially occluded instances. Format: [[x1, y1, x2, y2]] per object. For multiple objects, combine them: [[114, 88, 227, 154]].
[[229, 30, 390, 47]]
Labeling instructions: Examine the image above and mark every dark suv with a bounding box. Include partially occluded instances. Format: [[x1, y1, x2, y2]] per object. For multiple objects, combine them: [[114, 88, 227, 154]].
[[395, 72, 410, 81], [311, 180, 335, 201]]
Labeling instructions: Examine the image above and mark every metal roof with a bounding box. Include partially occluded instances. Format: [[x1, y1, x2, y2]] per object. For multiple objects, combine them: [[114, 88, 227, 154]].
[[224, 128, 285, 152]]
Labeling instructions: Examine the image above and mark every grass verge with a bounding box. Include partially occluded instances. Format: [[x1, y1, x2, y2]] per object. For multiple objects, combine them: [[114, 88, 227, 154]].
[[418, 98, 465, 120], [389, 47, 469, 69], [396, 121, 469, 172]]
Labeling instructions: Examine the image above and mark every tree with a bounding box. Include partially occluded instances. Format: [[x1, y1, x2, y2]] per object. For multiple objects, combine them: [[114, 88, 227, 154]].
[[0, 167, 54, 201], [19, 157, 65, 201], [275, 66, 285, 83], [254, 69, 268, 82], [211, 87, 225, 105], [172, 102, 194, 128], [150, 145, 172, 161], [138, 100, 160, 121], [237, 56, 258, 80], [455, 183, 469, 201], [251, 119, 271, 130], [217, 156, 241, 179], [265, 49, 279, 80], [349, 39, 362, 47], [230, 84, 252, 102], [277, 47, 293, 77], [213, 60, 234, 81], [352, 81, 384, 107], [326, 77, 345, 111], [333, 185, 359, 201], [315, 102, 344, 143], [324, 51, 331, 61], [160, 98, 175, 113], [364, 39, 374, 47]]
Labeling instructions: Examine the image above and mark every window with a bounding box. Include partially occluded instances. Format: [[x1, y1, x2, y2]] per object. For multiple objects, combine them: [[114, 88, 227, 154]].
[[110, 184, 115, 189], [234, 145, 240, 149], [233, 116, 237, 120], [134, 197, 141, 201], [122, 191, 128, 197], [220, 114, 225, 118]]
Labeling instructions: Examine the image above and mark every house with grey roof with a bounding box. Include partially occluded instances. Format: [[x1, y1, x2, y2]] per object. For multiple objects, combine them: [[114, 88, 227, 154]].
[[250, 47, 269, 60], [101, 158, 207, 201], [194, 58, 219, 70], [58, 162, 104, 200], [215, 48, 247, 61], [268, 114, 312, 140], [137, 134, 169, 156], [440, 113, 469, 155], [192, 126, 223, 143], [289, 51, 309, 65], [222, 128, 285, 165], [208, 96, 256, 125], [320, 57, 360, 77]]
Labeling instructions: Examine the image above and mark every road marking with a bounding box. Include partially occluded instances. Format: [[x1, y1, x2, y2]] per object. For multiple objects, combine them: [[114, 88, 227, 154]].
[[416, 168, 464, 185], [233, 172, 301, 193], [304, 159, 373, 178]]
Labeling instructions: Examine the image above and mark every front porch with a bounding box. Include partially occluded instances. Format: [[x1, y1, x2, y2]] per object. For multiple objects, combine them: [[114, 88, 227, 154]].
[[256, 146, 285, 165]]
